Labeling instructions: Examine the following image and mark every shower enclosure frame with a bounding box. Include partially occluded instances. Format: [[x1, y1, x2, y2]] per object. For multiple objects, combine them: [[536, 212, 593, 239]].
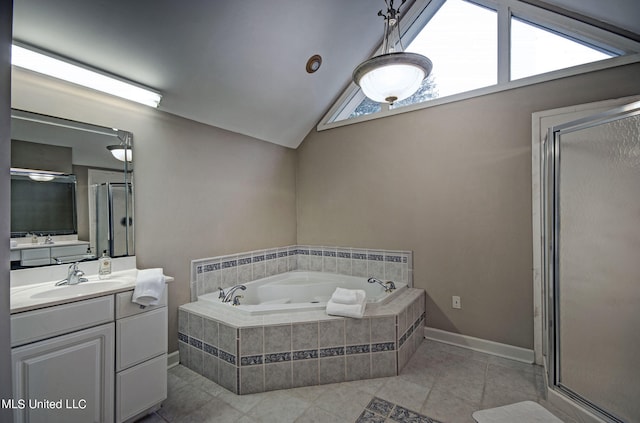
[[543, 100, 640, 423], [95, 180, 134, 258]]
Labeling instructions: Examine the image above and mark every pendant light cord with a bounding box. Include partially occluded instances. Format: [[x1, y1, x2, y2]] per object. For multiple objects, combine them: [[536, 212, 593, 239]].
[[379, 0, 407, 53]]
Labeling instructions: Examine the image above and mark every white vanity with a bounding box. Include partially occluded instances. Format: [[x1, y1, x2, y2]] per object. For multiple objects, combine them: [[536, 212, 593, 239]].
[[10, 237, 91, 267], [10, 257, 171, 423]]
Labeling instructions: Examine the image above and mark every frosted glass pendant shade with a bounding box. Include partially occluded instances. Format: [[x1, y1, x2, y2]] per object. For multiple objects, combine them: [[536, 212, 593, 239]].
[[107, 145, 132, 162], [353, 52, 432, 104]]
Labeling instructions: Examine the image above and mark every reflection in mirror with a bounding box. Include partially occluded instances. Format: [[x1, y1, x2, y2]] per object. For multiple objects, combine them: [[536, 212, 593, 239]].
[[9, 109, 134, 270]]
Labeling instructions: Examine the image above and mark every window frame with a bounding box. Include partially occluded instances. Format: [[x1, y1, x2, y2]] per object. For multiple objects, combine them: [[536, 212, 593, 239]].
[[317, 0, 640, 131]]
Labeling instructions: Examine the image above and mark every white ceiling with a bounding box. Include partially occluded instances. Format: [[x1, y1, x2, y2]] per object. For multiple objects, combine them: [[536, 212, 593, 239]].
[[12, 0, 640, 149]]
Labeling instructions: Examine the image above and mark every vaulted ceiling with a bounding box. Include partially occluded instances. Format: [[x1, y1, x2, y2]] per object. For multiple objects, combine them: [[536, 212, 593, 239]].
[[12, 0, 640, 148]]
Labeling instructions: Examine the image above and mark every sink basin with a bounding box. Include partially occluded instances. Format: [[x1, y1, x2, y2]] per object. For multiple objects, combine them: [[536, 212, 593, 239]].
[[30, 280, 130, 299]]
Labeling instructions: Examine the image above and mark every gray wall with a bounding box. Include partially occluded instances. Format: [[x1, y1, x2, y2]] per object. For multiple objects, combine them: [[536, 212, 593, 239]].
[[1, 1, 13, 421], [297, 62, 640, 349], [11, 69, 298, 353], [11, 140, 72, 173]]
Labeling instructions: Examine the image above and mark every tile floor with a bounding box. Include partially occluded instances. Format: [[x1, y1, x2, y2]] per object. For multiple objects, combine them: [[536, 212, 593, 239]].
[[138, 339, 577, 423]]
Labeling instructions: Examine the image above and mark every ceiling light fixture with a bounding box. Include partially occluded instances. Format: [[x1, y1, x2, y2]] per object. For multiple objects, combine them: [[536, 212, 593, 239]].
[[353, 0, 432, 104], [11, 44, 162, 108], [107, 131, 133, 162], [28, 173, 56, 182], [10, 168, 64, 182], [306, 55, 322, 73]]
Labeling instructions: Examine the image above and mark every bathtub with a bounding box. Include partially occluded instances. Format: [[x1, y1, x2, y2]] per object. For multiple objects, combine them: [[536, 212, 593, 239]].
[[198, 271, 407, 315]]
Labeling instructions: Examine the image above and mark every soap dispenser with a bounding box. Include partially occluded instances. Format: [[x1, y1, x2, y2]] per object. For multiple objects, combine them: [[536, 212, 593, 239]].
[[98, 250, 112, 279]]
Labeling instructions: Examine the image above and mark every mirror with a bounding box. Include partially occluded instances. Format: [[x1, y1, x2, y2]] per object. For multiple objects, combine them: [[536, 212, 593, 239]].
[[10, 109, 134, 269]]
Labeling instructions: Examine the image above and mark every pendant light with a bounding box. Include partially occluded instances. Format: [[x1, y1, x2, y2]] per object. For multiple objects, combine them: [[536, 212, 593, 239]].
[[353, 0, 432, 104], [107, 145, 132, 162], [107, 131, 133, 162]]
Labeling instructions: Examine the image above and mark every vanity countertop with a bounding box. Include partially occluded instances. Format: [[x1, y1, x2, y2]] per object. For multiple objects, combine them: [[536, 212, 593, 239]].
[[10, 268, 173, 314], [10, 239, 90, 251]]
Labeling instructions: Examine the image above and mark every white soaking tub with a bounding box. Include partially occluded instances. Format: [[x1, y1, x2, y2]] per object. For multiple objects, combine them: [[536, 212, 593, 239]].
[[198, 271, 407, 315]]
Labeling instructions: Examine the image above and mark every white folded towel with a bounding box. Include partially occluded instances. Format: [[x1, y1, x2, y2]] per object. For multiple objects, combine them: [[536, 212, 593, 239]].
[[330, 287, 360, 305], [132, 268, 166, 307], [326, 289, 366, 319]]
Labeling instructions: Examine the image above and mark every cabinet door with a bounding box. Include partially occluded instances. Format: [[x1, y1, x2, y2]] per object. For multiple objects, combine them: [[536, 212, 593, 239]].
[[116, 307, 167, 371], [11, 323, 114, 423]]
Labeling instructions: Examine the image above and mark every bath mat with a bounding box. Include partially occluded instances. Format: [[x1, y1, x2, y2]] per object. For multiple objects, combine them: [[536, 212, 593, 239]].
[[472, 401, 563, 423]]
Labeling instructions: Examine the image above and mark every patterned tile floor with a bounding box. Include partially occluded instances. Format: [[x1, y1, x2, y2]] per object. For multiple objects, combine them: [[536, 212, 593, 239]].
[[137, 340, 578, 423]]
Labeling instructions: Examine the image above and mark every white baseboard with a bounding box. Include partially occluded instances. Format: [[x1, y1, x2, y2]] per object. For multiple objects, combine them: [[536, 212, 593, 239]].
[[424, 327, 535, 363], [167, 350, 180, 369]]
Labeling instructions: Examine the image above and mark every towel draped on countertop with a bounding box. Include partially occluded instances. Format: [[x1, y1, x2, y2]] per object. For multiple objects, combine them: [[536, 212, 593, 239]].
[[132, 268, 166, 307]]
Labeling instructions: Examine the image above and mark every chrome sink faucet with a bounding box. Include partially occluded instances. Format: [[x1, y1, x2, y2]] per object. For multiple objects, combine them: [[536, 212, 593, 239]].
[[222, 284, 247, 303], [55, 262, 88, 286], [367, 277, 396, 292]]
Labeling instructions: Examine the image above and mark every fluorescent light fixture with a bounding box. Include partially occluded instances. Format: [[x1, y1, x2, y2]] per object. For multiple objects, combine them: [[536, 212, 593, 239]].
[[11, 44, 162, 108]]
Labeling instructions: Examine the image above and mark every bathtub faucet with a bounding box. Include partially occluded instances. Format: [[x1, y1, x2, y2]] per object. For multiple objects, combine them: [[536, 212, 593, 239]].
[[223, 284, 247, 303], [368, 277, 396, 292]]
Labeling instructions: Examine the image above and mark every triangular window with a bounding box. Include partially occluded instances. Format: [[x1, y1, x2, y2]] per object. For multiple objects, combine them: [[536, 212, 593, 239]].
[[510, 17, 614, 80], [323, 0, 638, 127]]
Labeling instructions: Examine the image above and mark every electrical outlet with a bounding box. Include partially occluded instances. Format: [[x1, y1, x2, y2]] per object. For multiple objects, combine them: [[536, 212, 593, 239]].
[[452, 296, 461, 309]]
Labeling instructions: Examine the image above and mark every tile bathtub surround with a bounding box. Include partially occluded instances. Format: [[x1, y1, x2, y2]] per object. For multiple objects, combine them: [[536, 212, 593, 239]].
[[178, 289, 425, 395], [191, 245, 413, 300]]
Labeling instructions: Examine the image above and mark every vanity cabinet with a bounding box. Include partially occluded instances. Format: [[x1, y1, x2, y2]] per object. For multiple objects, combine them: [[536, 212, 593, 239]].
[[11, 242, 90, 267], [11, 295, 115, 423], [10, 287, 168, 423]]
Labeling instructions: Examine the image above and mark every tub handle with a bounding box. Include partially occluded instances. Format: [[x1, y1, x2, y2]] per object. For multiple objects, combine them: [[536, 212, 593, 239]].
[[232, 295, 243, 306]]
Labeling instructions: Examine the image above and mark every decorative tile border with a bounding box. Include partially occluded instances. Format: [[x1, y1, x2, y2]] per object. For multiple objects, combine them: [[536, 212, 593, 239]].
[[203, 343, 218, 356], [264, 352, 291, 363], [240, 355, 263, 366], [293, 349, 318, 360], [371, 342, 395, 352], [358, 397, 443, 423], [319, 347, 344, 358], [191, 245, 413, 299], [218, 350, 236, 365], [346, 344, 370, 355]]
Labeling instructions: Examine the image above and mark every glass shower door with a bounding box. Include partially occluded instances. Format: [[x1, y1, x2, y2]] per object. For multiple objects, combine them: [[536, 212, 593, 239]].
[[95, 182, 134, 257], [548, 102, 640, 423]]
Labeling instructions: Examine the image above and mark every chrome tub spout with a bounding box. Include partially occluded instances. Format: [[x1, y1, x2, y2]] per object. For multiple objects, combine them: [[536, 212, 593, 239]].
[[223, 284, 247, 302], [367, 277, 396, 292]]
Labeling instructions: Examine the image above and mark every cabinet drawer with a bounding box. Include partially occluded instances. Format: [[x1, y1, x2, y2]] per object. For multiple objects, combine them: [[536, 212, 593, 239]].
[[115, 288, 167, 319], [20, 248, 50, 260], [51, 244, 89, 257], [116, 307, 167, 371], [116, 354, 167, 423], [21, 248, 51, 266], [11, 295, 114, 347]]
